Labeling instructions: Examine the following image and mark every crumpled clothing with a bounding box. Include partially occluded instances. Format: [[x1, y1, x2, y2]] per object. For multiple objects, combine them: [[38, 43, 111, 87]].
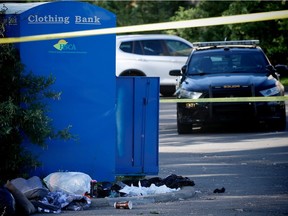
[[33, 191, 91, 213], [96, 174, 195, 198]]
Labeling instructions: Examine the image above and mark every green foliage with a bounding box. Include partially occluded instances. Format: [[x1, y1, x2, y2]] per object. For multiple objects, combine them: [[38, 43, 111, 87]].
[[0, 44, 40, 182], [167, 0, 288, 65], [93, 1, 190, 28], [222, 1, 288, 64], [0, 44, 63, 143], [166, 1, 230, 42], [280, 77, 288, 87]]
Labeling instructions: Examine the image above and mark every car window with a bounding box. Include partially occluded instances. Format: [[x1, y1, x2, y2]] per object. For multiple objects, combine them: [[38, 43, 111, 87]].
[[165, 40, 192, 56], [119, 38, 192, 57], [120, 41, 143, 55], [119, 41, 133, 53], [140, 40, 165, 56], [133, 41, 142, 55], [188, 50, 268, 74]]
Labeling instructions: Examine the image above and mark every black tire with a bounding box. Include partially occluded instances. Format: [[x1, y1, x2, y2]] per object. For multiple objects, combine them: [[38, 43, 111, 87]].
[[160, 86, 175, 97], [121, 70, 145, 77], [161, 91, 175, 97], [273, 114, 287, 131], [177, 119, 192, 134], [270, 105, 287, 131]]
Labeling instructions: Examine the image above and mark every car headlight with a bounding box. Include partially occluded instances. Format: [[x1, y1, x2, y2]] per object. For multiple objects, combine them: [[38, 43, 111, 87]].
[[260, 87, 280, 96], [177, 89, 203, 99]]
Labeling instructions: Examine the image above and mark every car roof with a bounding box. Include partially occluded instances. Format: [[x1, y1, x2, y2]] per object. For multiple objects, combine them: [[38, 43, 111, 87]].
[[193, 46, 262, 53], [192, 40, 260, 52], [116, 34, 192, 43]]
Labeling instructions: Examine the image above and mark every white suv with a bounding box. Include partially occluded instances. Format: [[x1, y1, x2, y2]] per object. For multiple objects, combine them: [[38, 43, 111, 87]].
[[116, 34, 193, 96]]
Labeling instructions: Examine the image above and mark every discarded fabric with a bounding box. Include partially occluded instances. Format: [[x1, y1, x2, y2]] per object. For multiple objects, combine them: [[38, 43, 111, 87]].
[[32, 191, 91, 213], [95, 174, 195, 198], [0, 187, 16, 216], [213, 187, 225, 193], [122, 174, 195, 189], [11, 176, 49, 200], [119, 181, 180, 197], [4, 180, 37, 215]]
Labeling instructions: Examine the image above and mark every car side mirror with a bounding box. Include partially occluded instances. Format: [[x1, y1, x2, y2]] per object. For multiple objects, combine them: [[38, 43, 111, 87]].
[[169, 65, 187, 76], [266, 65, 279, 79], [275, 64, 288, 75], [266, 65, 275, 72]]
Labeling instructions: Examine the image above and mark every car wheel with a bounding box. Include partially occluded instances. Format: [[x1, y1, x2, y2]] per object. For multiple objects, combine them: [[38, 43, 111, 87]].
[[160, 86, 175, 97], [177, 119, 193, 134], [121, 70, 145, 77], [272, 109, 287, 131], [161, 91, 174, 97]]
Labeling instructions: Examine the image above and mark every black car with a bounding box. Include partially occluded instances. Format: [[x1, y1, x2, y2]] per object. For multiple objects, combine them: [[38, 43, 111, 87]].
[[169, 40, 287, 134]]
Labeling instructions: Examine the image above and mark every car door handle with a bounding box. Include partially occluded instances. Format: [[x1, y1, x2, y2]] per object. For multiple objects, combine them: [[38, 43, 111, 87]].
[[169, 59, 179, 63], [136, 58, 146, 61]]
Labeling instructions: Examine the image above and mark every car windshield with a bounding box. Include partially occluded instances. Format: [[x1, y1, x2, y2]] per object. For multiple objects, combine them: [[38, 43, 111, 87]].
[[187, 49, 269, 75]]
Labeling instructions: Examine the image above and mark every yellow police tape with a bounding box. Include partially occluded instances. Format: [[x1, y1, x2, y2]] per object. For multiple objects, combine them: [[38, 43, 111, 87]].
[[0, 10, 288, 44], [160, 96, 288, 103]]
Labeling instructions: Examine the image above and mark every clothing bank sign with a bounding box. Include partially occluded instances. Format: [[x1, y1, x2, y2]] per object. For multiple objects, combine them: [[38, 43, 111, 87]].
[[27, 14, 101, 25], [8, 1, 116, 55], [24, 13, 102, 54]]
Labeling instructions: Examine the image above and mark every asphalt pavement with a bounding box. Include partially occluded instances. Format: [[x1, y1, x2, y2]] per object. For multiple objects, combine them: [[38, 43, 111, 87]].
[[34, 141, 288, 216]]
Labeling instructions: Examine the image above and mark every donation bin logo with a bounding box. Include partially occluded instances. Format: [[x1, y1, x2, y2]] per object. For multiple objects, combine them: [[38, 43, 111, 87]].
[[53, 39, 76, 51], [49, 39, 86, 54]]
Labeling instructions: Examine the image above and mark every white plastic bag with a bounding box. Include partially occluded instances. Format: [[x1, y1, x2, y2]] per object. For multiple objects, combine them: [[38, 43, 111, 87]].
[[43, 172, 92, 195]]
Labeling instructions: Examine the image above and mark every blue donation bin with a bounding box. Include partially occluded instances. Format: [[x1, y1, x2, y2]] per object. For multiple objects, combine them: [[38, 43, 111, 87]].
[[3, 1, 159, 182]]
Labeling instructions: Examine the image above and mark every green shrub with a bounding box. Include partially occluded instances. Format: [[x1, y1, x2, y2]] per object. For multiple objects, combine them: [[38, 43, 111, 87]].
[[280, 77, 288, 87]]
